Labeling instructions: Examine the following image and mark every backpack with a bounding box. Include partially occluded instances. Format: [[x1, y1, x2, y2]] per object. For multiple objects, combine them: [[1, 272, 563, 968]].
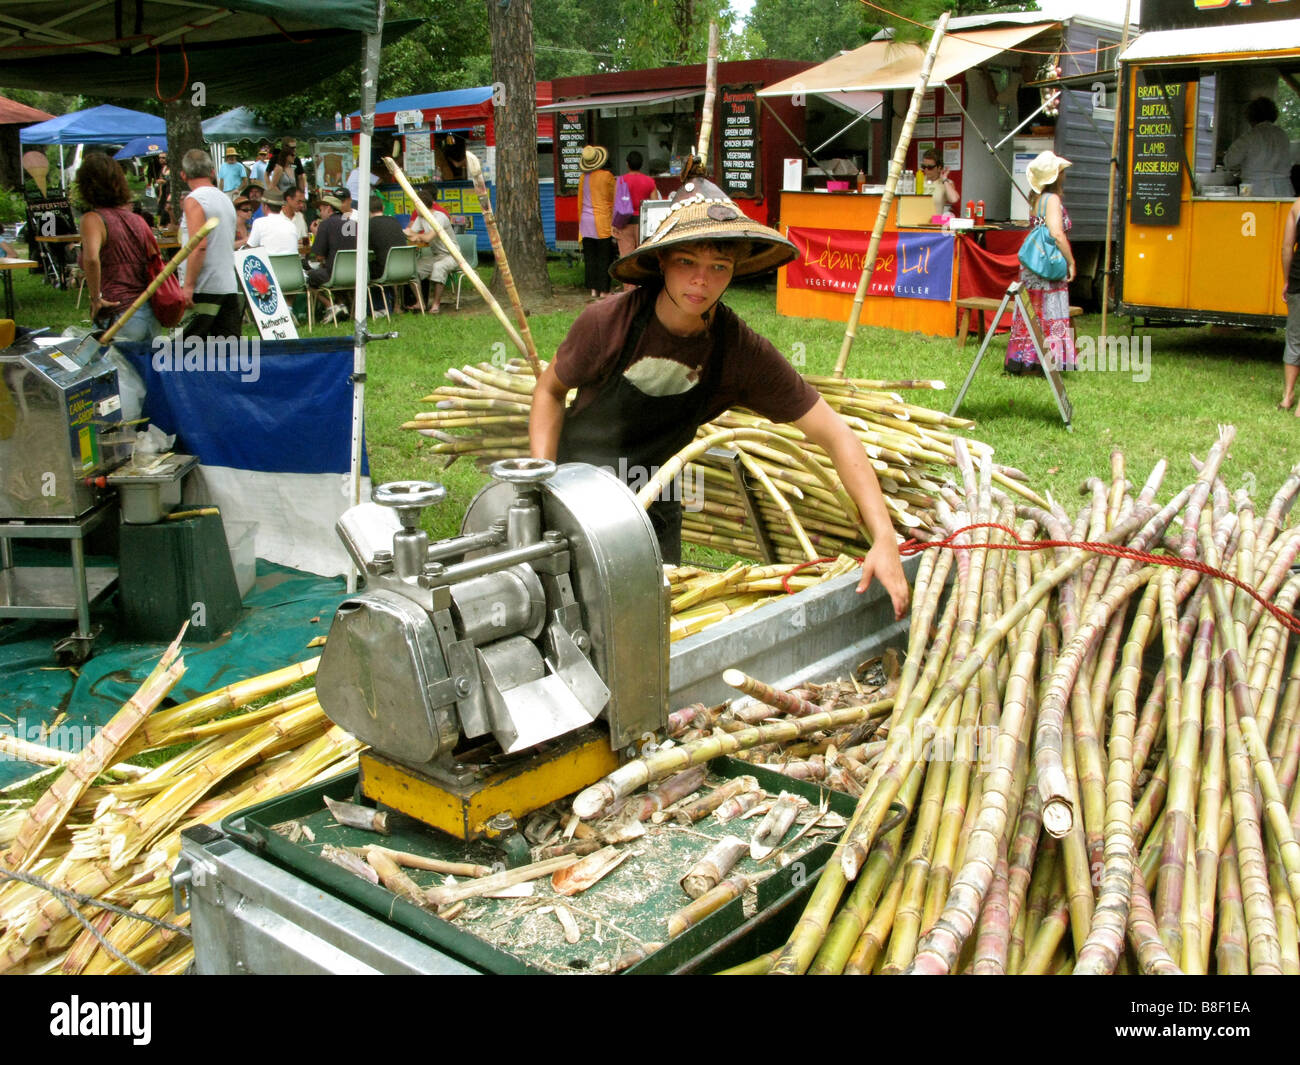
[[612, 175, 636, 228]]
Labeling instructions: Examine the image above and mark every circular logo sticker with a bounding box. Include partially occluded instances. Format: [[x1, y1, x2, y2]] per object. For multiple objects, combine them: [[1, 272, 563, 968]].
[[242, 256, 279, 316]]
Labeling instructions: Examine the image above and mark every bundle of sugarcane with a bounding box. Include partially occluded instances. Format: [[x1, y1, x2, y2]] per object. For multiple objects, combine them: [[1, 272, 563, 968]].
[[0, 654, 362, 976], [579, 428, 1300, 975], [402, 359, 1045, 563], [668, 556, 862, 641]]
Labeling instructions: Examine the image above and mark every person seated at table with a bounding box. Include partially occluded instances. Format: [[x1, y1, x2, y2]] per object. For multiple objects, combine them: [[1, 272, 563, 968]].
[[404, 189, 457, 313], [283, 186, 309, 247], [245, 182, 266, 221], [307, 192, 357, 322], [920, 150, 959, 217], [334, 186, 358, 222], [75, 152, 162, 341], [244, 187, 299, 256], [368, 194, 409, 313], [233, 194, 255, 248]]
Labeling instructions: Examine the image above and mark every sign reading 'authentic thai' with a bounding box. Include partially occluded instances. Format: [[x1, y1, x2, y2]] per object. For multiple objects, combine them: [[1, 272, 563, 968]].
[[1130, 82, 1186, 227], [719, 85, 759, 199]]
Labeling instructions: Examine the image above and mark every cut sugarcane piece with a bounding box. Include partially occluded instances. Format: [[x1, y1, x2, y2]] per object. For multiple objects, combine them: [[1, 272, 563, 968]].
[[681, 835, 748, 899], [750, 791, 805, 860]]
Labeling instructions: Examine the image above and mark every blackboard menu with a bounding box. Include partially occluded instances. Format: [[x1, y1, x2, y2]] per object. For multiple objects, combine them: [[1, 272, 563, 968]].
[[720, 85, 759, 199], [558, 111, 586, 195], [1130, 81, 1186, 227]]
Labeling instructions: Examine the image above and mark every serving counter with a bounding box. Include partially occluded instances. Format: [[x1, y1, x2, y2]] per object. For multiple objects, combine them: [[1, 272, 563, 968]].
[[1121, 197, 1292, 326]]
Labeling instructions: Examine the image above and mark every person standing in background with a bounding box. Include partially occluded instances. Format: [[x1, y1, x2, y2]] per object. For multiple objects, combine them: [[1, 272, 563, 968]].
[[1279, 194, 1300, 412], [218, 147, 247, 195], [1006, 150, 1076, 376], [578, 145, 616, 301], [1224, 97, 1292, 197], [612, 151, 661, 290], [178, 148, 240, 340], [920, 150, 959, 216]]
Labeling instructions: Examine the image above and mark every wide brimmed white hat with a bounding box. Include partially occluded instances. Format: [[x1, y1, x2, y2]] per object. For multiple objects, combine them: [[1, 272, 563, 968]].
[[1027, 151, 1071, 194]]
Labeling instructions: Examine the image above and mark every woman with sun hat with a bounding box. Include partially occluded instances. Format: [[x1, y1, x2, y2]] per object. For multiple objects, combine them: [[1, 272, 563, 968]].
[[577, 145, 617, 300]]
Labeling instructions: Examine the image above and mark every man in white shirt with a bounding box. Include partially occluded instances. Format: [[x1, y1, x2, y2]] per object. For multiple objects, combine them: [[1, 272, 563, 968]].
[[178, 148, 240, 339], [283, 186, 309, 244], [244, 187, 299, 255]]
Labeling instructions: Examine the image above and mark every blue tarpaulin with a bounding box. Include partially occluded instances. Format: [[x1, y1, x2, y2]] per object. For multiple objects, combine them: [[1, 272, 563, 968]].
[[20, 104, 165, 146]]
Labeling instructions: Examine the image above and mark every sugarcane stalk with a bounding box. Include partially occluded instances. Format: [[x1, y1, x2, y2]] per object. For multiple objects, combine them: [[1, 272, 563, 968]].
[[669, 874, 747, 939], [696, 21, 720, 170], [381, 155, 527, 358], [5, 631, 186, 871], [572, 701, 892, 820], [1216, 838, 1250, 974], [464, 151, 542, 377]]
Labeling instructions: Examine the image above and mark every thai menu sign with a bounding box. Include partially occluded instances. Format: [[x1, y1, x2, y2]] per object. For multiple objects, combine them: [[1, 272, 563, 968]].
[[785, 227, 954, 301], [557, 111, 586, 195], [720, 85, 759, 199], [1129, 81, 1186, 227]]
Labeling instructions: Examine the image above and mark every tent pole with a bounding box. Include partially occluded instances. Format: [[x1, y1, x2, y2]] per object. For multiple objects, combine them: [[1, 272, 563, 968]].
[[346, 0, 384, 594], [834, 13, 950, 378], [1101, 0, 1134, 342]]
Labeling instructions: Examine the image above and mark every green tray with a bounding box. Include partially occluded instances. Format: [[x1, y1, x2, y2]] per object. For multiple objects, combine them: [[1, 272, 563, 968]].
[[221, 758, 857, 975]]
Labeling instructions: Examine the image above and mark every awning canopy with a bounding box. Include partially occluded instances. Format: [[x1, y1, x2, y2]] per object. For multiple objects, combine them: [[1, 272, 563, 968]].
[[538, 88, 703, 114], [114, 136, 168, 161], [1118, 18, 1300, 64], [819, 91, 885, 118], [759, 23, 1058, 97], [0, 94, 52, 126], [0, 4, 417, 105], [19, 104, 165, 146]]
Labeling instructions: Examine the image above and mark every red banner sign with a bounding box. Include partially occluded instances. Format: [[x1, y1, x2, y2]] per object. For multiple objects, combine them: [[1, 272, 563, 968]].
[[785, 226, 954, 302]]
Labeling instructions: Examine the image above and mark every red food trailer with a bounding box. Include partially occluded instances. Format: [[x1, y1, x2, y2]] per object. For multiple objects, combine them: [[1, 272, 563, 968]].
[[543, 59, 815, 246]]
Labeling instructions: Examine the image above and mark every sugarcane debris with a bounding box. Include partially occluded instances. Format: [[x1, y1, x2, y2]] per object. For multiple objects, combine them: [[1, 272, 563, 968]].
[[321, 845, 379, 884], [323, 796, 389, 835], [750, 792, 806, 860], [681, 836, 748, 899], [551, 846, 633, 898]]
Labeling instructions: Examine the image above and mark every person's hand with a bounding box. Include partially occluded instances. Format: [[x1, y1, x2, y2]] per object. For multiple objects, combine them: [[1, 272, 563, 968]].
[[182, 283, 195, 309], [857, 540, 910, 621], [89, 295, 119, 317], [1067, 261, 1077, 283]]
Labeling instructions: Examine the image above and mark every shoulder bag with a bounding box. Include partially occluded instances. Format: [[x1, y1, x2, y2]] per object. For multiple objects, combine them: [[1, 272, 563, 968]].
[[1017, 194, 1068, 282]]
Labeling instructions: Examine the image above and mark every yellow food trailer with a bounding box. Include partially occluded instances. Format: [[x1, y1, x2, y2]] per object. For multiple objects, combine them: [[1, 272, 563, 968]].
[[1116, 1, 1300, 328]]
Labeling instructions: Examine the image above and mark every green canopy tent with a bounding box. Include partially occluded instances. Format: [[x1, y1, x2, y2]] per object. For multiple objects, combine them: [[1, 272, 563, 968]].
[[0, 0, 403, 590]]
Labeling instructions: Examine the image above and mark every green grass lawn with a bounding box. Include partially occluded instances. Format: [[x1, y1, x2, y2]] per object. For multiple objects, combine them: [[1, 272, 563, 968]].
[[7, 256, 1296, 545]]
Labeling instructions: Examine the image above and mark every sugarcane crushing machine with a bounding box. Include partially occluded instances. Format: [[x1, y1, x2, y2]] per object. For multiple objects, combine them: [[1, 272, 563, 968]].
[[317, 458, 668, 847]]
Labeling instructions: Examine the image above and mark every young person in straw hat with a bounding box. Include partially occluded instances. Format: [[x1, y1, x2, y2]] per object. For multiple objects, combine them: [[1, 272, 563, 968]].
[[1006, 150, 1077, 376], [529, 179, 909, 619], [578, 145, 616, 300]]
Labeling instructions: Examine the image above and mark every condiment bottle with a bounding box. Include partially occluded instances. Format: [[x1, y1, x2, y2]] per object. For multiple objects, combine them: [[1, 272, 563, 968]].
[[965, 200, 974, 219], [975, 200, 985, 224]]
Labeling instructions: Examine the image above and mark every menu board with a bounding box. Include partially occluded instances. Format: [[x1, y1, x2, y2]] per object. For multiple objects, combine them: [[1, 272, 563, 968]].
[[557, 111, 586, 195], [1130, 81, 1186, 226], [720, 85, 760, 199]]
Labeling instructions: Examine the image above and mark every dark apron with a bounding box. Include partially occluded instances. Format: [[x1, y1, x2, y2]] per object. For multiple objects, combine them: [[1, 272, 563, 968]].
[[557, 294, 725, 564]]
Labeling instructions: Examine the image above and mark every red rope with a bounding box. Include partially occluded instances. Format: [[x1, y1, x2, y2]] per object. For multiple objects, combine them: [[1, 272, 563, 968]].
[[897, 523, 1300, 638], [153, 37, 190, 103]]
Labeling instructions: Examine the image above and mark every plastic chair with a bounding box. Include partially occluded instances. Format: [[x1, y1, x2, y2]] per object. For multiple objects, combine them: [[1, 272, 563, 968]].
[[450, 232, 479, 310], [368, 244, 423, 319], [307, 249, 357, 327], [267, 253, 311, 332]]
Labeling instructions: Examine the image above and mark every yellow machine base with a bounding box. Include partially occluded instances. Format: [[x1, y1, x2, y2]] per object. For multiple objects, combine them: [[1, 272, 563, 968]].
[[359, 732, 620, 842]]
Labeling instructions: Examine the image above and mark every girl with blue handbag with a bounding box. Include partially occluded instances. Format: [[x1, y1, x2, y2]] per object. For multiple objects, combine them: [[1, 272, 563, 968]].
[[1007, 151, 1077, 376]]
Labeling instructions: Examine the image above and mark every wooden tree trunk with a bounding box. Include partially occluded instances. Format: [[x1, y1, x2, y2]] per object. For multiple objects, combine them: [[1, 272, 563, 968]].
[[164, 98, 203, 224], [487, 0, 552, 301]]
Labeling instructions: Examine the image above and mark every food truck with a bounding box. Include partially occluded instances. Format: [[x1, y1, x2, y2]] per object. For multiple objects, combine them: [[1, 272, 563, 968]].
[[345, 84, 557, 251], [543, 60, 814, 245], [1115, 0, 1299, 328], [757, 14, 1128, 335]]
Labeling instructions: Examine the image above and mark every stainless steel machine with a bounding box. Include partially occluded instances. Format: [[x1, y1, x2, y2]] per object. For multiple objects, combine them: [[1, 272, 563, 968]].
[[317, 458, 669, 846], [0, 337, 131, 660]]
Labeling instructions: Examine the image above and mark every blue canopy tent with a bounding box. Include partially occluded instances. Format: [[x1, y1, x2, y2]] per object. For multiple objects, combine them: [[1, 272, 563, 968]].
[[19, 104, 165, 146]]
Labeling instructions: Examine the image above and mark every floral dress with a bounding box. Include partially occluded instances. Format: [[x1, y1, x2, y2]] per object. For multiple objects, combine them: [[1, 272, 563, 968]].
[[1006, 193, 1075, 373]]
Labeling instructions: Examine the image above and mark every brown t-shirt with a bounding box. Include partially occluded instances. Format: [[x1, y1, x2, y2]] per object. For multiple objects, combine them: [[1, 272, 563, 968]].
[[553, 288, 818, 425]]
